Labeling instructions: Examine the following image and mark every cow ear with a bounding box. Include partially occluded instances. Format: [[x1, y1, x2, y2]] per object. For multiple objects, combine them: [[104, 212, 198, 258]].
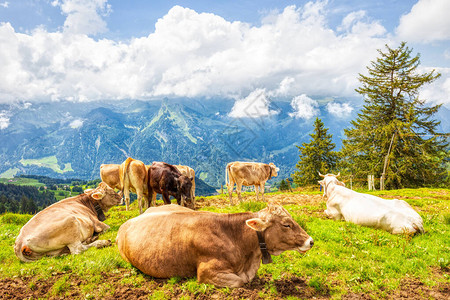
[[246, 218, 268, 231], [318, 180, 324, 186], [91, 191, 105, 200]]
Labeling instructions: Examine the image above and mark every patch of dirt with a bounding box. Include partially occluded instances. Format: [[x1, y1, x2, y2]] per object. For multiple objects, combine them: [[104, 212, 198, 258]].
[[1, 270, 448, 299], [0, 270, 329, 300]]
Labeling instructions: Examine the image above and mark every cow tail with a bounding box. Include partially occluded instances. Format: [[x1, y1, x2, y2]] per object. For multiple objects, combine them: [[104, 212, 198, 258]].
[[225, 164, 228, 186], [121, 157, 133, 195]]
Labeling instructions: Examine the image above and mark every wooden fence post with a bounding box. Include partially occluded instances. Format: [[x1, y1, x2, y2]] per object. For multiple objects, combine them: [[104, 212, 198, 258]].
[[368, 175, 376, 191]]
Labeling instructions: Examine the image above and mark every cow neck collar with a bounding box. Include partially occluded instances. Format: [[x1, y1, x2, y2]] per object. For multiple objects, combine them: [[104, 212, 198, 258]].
[[92, 200, 106, 222], [79, 194, 106, 222], [256, 231, 273, 264]]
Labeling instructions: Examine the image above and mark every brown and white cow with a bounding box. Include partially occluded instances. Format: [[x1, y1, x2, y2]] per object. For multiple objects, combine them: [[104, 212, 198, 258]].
[[148, 162, 194, 209], [175, 164, 196, 204], [226, 161, 279, 205], [100, 157, 149, 214], [14, 182, 122, 262], [117, 203, 313, 287]]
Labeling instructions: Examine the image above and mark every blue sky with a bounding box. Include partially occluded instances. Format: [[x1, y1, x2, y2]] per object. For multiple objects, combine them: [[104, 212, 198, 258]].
[[0, 0, 449, 120]]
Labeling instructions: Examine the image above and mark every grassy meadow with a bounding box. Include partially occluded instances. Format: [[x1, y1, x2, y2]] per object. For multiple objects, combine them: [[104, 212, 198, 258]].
[[0, 188, 449, 299]]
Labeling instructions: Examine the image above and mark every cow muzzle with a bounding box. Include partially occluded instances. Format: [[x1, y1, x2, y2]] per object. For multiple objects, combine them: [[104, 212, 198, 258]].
[[297, 237, 314, 253], [181, 195, 194, 208], [116, 191, 124, 205]]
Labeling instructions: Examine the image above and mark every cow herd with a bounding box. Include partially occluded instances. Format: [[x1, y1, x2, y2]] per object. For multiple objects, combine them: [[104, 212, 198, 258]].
[[13, 160, 425, 288], [100, 158, 196, 214]]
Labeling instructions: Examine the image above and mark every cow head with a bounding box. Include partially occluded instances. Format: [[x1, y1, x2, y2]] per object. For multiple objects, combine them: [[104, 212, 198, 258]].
[[269, 163, 279, 178], [318, 173, 345, 197], [87, 182, 123, 212], [176, 175, 194, 209], [246, 203, 313, 256]]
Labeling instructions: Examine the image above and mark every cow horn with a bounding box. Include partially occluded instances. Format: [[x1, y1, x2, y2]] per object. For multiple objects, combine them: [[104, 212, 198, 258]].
[[318, 172, 325, 178], [336, 172, 340, 177]]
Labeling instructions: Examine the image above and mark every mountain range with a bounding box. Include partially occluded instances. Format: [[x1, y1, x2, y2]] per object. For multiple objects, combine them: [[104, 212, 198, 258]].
[[1, 98, 448, 189]]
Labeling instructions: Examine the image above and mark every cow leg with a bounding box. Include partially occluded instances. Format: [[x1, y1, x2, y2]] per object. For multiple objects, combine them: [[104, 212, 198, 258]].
[[260, 183, 266, 202], [162, 192, 171, 205], [190, 188, 195, 207], [137, 192, 143, 214], [227, 179, 235, 205], [143, 192, 150, 210], [93, 220, 110, 234], [236, 182, 243, 204], [67, 239, 112, 255], [148, 190, 155, 207], [197, 260, 245, 288], [123, 188, 131, 211], [254, 185, 259, 201]]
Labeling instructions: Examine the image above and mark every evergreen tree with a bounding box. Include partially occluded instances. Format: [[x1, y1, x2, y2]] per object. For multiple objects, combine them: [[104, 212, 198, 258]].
[[292, 117, 338, 186], [341, 42, 448, 188], [279, 179, 289, 191], [20, 196, 29, 214]]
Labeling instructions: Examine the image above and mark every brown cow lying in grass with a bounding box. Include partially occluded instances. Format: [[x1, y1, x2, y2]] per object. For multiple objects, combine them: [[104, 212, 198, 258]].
[[117, 203, 313, 287], [14, 182, 122, 262]]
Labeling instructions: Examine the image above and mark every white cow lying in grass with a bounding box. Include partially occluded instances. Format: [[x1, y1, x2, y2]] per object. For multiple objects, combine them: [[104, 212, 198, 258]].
[[318, 173, 424, 234]]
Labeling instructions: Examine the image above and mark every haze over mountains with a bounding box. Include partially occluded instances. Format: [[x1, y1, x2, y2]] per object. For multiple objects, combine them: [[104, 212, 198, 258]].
[[1, 98, 448, 188]]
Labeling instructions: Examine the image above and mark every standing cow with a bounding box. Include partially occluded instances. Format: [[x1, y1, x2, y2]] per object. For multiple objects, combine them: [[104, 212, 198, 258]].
[[148, 162, 194, 209], [117, 203, 313, 287], [175, 164, 196, 204], [226, 162, 279, 205], [318, 173, 424, 234], [15, 182, 122, 262], [100, 157, 149, 214]]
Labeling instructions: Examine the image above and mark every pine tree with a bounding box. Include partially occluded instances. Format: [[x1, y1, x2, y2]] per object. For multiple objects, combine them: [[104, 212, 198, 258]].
[[341, 42, 448, 188], [292, 117, 338, 186], [20, 196, 29, 214], [279, 179, 289, 191]]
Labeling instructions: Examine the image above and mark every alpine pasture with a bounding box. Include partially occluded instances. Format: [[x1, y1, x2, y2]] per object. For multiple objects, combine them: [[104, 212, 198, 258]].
[[0, 188, 449, 299]]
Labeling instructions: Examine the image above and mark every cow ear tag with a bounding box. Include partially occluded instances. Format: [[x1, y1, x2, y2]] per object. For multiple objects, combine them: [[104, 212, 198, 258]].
[[246, 218, 267, 231], [91, 192, 105, 200]]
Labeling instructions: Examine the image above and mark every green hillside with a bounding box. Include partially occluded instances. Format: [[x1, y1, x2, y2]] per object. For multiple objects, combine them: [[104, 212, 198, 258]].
[[1, 189, 448, 299]]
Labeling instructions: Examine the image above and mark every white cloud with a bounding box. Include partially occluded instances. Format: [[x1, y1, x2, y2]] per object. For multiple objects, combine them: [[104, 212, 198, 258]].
[[229, 89, 279, 118], [269, 77, 296, 97], [69, 118, 84, 128], [289, 94, 319, 119], [326, 102, 354, 118], [0, 2, 448, 107], [396, 0, 450, 42], [0, 2, 8, 8], [52, 0, 111, 35], [419, 67, 450, 105], [0, 111, 10, 129]]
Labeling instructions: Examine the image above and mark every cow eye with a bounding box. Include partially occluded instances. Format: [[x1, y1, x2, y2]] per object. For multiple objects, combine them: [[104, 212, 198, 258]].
[[283, 224, 291, 228]]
